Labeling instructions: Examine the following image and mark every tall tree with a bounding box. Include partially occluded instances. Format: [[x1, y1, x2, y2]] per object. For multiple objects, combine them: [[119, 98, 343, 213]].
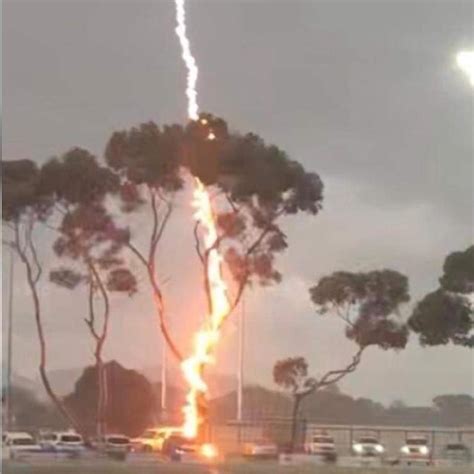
[[409, 246, 473, 348], [104, 122, 184, 360], [64, 361, 156, 437], [43, 149, 136, 437], [273, 357, 316, 451], [185, 114, 323, 320], [274, 269, 409, 449], [2, 159, 80, 430], [104, 115, 324, 361]]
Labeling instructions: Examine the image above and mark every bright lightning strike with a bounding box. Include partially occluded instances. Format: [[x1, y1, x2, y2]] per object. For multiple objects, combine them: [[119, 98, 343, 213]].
[[175, 0, 199, 120], [456, 50, 474, 86], [173, 0, 231, 440]]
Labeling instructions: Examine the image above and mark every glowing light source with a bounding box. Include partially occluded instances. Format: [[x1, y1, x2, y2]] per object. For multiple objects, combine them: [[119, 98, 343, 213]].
[[456, 50, 474, 86], [174, 0, 231, 440], [200, 442, 218, 459]]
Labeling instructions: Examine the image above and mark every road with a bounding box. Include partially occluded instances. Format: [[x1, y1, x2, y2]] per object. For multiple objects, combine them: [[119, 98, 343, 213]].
[[3, 460, 474, 474]]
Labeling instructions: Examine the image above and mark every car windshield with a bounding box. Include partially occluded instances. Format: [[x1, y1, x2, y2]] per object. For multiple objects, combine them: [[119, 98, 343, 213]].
[[407, 439, 427, 445], [446, 444, 466, 451], [60, 435, 82, 443], [107, 437, 129, 444], [313, 437, 334, 443], [359, 437, 378, 444], [12, 438, 35, 446]]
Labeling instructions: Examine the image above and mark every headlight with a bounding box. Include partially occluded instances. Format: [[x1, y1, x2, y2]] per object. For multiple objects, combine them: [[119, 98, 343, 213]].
[[419, 446, 429, 455], [353, 444, 363, 453], [401, 446, 410, 454], [375, 444, 384, 453]]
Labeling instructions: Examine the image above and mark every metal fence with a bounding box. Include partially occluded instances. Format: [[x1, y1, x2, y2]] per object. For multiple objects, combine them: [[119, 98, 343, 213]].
[[208, 419, 474, 457]]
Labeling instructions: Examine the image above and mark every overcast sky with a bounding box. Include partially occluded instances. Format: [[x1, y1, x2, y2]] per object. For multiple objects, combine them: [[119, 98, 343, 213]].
[[2, 0, 473, 405]]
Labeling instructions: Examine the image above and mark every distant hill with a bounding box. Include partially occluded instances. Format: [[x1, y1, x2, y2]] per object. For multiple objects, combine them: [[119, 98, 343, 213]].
[[209, 386, 474, 428]]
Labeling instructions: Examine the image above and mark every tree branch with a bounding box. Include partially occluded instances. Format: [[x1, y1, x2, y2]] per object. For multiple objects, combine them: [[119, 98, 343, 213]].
[[317, 346, 366, 388]]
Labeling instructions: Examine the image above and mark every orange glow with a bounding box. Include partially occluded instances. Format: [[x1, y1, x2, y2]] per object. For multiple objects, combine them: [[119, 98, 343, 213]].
[[174, 0, 232, 440], [200, 442, 219, 459], [181, 179, 231, 438]]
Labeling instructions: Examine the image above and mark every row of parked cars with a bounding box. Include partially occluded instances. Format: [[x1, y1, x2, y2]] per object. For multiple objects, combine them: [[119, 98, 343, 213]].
[[3, 427, 220, 463], [304, 432, 472, 465], [3, 431, 132, 460]]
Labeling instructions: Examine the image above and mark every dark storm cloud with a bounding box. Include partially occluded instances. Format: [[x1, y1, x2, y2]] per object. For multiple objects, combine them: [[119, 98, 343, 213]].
[[2, 0, 473, 404]]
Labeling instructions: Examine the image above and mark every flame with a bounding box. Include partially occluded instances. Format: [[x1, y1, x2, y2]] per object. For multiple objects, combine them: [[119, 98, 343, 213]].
[[174, 0, 231, 439]]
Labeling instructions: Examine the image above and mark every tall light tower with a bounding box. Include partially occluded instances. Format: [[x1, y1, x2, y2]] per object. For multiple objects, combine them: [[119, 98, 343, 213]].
[[5, 250, 15, 431], [236, 294, 245, 422]]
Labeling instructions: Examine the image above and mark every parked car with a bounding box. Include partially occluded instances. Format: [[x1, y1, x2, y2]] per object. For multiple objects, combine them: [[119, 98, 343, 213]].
[[161, 435, 218, 462], [307, 433, 337, 462], [39, 431, 85, 454], [98, 434, 131, 461], [400, 436, 431, 465], [352, 436, 385, 457], [442, 443, 471, 464], [242, 439, 278, 459], [131, 426, 182, 452], [3, 432, 42, 459]]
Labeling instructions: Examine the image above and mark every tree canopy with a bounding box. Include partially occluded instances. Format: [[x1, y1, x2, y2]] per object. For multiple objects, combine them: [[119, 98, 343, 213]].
[[310, 269, 410, 349], [64, 361, 156, 437], [409, 246, 473, 348]]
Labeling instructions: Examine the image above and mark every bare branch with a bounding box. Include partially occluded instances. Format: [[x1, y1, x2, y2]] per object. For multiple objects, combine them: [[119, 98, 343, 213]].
[[84, 278, 100, 341], [317, 346, 366, 388], [148, 187, 160, 263], [154, 199, 173, 247], [193, 221, 204, 264], [126, 242, 148, 268]]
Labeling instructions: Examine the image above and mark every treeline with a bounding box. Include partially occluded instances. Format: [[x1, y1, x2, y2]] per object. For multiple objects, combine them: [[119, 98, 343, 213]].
[[7, 362, 473, 435], [210, 385, 474, 428]]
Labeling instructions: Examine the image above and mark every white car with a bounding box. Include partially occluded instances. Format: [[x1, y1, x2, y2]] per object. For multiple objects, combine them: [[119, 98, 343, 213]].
[[307, 434, 337, 458], [242, 439, 278, 459], [400, 436, 431, 465], [3, 432, 42, 459], [39, 431, 85, 453], [97, 434, 131, 460], [352, 436, 385, 457]]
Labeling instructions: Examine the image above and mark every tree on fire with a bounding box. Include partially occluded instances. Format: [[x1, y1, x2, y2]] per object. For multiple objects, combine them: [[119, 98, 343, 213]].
[[44, 148, 138, 438], [409, 245, 473, 348], [104, 113, 324, 361], [275, 269, 410, 450]]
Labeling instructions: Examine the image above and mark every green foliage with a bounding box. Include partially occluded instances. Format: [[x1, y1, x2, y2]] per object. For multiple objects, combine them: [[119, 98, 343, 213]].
[[64, 361, 156, 437], [273, 357, 316, 395], [409, 246, 473, 348], [39, 148, 119, 205], [2, 159, 49, 222], [409, 289, 473, 347], [310, 269, 410, 349], [439, 245, 474, 294]]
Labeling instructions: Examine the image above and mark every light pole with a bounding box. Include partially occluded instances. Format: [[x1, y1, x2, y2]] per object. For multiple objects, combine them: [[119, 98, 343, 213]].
[[6, 250, 15, 431], [237, 294, 245, 422]]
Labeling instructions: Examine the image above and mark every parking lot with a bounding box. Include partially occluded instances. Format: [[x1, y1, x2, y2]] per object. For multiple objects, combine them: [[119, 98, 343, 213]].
[[3, 457, 474, 474]]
